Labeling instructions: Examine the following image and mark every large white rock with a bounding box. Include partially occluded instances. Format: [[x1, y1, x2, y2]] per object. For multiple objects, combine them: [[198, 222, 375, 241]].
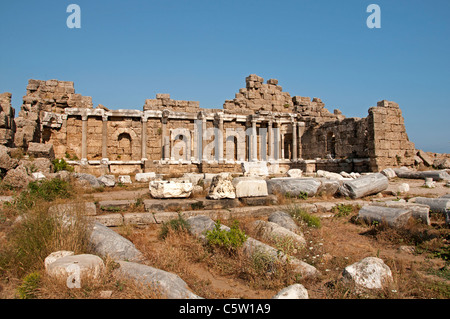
[[207, 173, 236, 199], [150, 180, 193, 199], [44, 251, 74, 270], [342, 257, 393, 291], [31, 172, 46, 181], [251, 220, 306, 247], [272, 284, 309, 299], [381, 168, 397, 179], [97, 175, 115, 187], [232, 177, 268, 198], [135, 172, 156, 182]]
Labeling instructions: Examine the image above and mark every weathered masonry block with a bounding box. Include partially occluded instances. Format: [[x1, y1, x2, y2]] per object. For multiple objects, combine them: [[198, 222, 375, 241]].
[[4, 74, 416, 175]]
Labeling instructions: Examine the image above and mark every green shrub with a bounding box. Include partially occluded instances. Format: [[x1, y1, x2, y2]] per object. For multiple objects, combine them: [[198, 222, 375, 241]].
[[52, 158, 74, 172], [14, 179, 73, 211], [17, 272, 41, 299], [206, 220, 248, 251], [159, 213, 190, 239]]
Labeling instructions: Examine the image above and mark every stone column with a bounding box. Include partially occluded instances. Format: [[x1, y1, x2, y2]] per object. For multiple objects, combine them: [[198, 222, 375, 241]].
[[141, 116, 148, 161], [101, 114, 108, 164], [161, 114, 169, 161], [251, 119, 258, 162], [292, 120, 297, 162], [267, 120, 273, 161], [81, 113, 88, 164], [298, 122, 305, 160], [276, 119, 281, 161], [202, 116, 207, 162], [218, 115, 224, 163]]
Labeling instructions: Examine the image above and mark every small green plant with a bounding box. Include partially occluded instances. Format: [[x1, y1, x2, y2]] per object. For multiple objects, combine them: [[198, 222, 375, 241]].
[[190, 201, 205, 210], [333, 204, 355, 218], [17, 272, 41, 299], [297, 191, 308, 200], [206, 220, 248, 252], [159, 213, 190, 239], [52, 158, 74, 172], [286, 204, 321, 228]]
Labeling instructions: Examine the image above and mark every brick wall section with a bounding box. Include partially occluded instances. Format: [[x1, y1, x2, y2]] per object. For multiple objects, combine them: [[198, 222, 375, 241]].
[[367, 100, 416, 171]]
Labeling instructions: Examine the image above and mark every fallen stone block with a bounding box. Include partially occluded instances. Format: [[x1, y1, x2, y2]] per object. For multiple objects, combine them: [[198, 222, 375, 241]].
[[74, 173, 102, 188], [239, 195, 278, 206], [150, 180, 193, 199], [97, 175, 115, 187], [135, 172, 156, 182], [27, 142, 55, 160], [241, 161, 269, 176], [316, 178, 341, 197], [357, 205, 412, 227], [123, 212, 157, 225], [317, 170, 344, 180], [94, 213, 124, 227], [99, 199, 136, 211], [417, 150, 433, 166], [89, 222, 144, 262], [232, 177, 268, 198], [118, 175, 132, 184], [267, 178, 322, 197], [287, 169, 302, 178], [394, 168, 450, 181], [339, 173, 388, 199], [113, 261, 201, 299], [369, 200, 430, 225], [46, 253, 104, 285], [414, 197, 450, 213]]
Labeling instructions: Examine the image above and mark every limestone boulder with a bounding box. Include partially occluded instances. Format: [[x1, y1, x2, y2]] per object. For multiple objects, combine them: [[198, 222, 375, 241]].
[[342, 257, 393, 291], [251, 220, 306, 247], [44, 250, 75, 270], [268, 211, 301, 234], [232, 177, 268, 198], [433, 158, 450, 169], [0, 145, 18, 172], [207, 173, 236, 200], [381, 168, 397, 179], [317, 170, 344, 180], [150, 180, 193, 199], [113, 261, 201, 299], [3, 164, 33, 188], [89, 222, 144, 262], [272, 284, 309, 299], [74, 173, 102, 188]]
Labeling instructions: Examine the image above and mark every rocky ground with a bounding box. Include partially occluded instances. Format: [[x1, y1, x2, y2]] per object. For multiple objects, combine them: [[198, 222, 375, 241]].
[[0, 167, 449, 299]]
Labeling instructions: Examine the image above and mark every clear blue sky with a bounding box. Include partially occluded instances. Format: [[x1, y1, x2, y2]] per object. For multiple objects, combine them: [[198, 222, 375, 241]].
[[1, 0, 449, 153]]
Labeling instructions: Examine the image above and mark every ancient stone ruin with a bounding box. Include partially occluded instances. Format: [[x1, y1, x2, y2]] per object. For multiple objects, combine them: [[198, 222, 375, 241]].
[[1, 74, 418, 176]]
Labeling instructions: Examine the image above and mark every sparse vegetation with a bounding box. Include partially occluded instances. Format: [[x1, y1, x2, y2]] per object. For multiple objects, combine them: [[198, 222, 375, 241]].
[[52, 158, 74, 172], [159, 213, 190, 240], [205, 220, 248, 252]]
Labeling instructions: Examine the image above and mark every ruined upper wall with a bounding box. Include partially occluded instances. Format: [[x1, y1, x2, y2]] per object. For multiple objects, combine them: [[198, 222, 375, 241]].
[[143, 94, 200, 113], [0, 92, 15, 147], [223, 74, 343, 124]]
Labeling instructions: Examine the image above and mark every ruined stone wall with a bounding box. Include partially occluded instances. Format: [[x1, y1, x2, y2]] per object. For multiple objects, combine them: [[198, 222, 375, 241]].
[[0, 93, 15, 147], [146, 118, 162, 161], [367, 100, 416, 171], [108, 116, 142, 161], [15, 79, 93, 149], [301, 117, 368, 160]]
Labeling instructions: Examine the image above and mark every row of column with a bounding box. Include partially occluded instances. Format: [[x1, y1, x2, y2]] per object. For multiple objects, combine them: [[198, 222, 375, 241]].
[[79, 113, 304, 164]]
